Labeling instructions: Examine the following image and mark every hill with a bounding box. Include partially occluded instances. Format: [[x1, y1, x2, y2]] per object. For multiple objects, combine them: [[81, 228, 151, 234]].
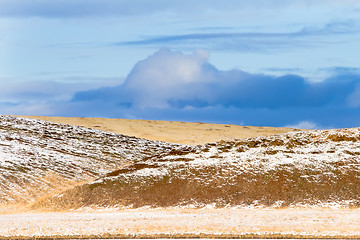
[[0, 115, 181, 207], [2, 115, 360, 212], [34, 126, 360, 210]]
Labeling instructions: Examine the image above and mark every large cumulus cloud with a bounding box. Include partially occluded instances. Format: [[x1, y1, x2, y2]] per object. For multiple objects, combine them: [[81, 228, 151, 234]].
[[70, 48, 360, 128], [73, 49, 217, 108], [3, 48, 360, 128]]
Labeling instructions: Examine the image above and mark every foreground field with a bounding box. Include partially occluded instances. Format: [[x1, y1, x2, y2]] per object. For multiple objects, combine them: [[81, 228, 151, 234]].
[[1, 208, 360, 239], [20, 116, 297, 145]]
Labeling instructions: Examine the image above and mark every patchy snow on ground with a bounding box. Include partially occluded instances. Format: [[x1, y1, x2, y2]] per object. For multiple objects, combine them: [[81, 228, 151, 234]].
[[1, 208, 360, 238], [0, 115, 182, 205], [59, 127, 360, 209], [2, 115, 360, 238]]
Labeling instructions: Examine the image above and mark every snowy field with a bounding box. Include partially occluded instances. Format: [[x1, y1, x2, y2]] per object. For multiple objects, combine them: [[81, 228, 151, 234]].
[[1, 208, 360, 238]]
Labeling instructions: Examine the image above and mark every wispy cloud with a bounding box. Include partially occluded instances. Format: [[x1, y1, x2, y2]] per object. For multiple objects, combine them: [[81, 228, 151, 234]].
[[263, 67, 304, 73], [323, 66, 360, 75], [285, 121, 321, 130], [117, 21, 358, 52]]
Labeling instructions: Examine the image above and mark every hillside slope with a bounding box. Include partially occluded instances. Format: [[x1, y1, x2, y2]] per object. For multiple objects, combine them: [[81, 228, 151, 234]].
[[0, 115, 182, 207], [37, 127, 360, 210]]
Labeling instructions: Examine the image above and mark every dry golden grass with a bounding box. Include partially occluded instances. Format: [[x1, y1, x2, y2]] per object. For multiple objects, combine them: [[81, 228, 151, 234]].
[[2, 233, 359, 239], [2, 233, 360, 239], [0, 172, 89, 214], [33, 159, 360, 210], [19, 116, 298, 145]]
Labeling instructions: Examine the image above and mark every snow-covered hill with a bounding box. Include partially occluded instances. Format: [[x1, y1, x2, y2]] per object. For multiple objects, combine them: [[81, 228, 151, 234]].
[[40, 127, 360, 209], [2, 115, 360, 210], [0, 115, 182, 206]]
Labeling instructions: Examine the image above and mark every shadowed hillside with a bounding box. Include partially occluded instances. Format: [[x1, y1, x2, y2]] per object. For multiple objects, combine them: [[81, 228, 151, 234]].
[[34, 127, 360, 210]]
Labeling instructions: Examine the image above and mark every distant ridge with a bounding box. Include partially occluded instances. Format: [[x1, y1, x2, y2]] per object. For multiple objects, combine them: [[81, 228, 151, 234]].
[[20, 115, 298, 145]]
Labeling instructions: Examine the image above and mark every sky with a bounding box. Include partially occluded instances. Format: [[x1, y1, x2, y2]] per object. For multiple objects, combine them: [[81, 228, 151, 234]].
[[1, 0, 360, 129]]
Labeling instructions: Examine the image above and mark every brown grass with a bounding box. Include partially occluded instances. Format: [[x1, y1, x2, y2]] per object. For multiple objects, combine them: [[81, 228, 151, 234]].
[[32, 157, 360, 210], [1, 172, 89, 213], [2, 233, 360, 239]]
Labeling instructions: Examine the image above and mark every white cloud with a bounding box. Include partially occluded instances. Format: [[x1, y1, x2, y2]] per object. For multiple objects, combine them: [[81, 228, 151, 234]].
[[123, 48, 216, 108], [286, 121, 320, 129], [3, 48, 360, 129]]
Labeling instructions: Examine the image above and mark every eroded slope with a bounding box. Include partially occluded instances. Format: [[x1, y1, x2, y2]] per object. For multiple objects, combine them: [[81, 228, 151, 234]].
[[0, 115, 182, 206]]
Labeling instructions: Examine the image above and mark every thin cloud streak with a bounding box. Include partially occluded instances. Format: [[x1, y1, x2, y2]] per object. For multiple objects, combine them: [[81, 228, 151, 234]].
[[117, 21, 358, 52]]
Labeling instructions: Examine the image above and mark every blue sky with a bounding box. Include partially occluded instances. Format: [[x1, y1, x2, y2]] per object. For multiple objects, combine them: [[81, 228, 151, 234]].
[[1, 0, 360, 128]]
